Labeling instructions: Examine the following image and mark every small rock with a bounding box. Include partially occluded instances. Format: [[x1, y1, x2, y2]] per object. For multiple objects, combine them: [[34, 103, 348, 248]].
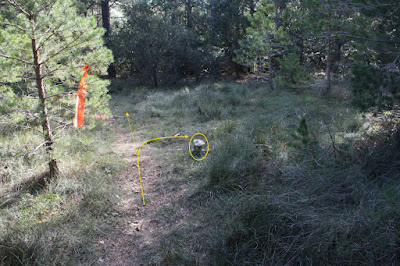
[[129, 222, 140, 231], [193, 139, 206, 153], [193, 139, 206, 147]]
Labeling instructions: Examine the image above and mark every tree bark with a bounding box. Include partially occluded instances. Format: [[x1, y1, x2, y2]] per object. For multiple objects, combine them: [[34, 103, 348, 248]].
[[268, 51, 275, 90], [332, 38, 342, 73], [101, 0, 116, 78], [325, 37, 331, 94], [298, 37, 304, 65], [249, 0, 255, 15], [101, 0, 111, 38], [170, 0, 180, 83], [185, 0, 193, 29], [31, 20, 60, 179], [210, 0, 218, 79]]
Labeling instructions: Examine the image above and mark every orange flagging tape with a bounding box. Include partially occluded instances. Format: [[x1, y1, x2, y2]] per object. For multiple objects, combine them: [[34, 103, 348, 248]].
[[73, 66, 91, 128]]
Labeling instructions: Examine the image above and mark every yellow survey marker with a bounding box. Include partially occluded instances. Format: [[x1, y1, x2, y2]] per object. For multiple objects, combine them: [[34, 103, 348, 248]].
[[137, 135, 189, 206], [126, 112, 138, 154]]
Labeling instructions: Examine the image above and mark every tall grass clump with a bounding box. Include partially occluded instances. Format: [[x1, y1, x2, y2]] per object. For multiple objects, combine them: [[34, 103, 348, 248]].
[[204, 133, 263, 190]]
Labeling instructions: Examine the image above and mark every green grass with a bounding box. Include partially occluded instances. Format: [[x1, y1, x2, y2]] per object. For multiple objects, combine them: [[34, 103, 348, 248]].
[[0, 117, 126, 264], [107, 81, 400, 265], [2, 80, 400, 265]]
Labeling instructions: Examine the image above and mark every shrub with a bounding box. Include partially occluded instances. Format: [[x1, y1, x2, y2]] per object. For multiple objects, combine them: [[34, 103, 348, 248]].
[[351, 65, 400, 110], [275, 53, 311, 90]]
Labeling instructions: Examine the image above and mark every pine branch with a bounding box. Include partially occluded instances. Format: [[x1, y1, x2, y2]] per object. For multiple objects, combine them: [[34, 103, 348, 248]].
[[40, 36, 86, 65], [36, 0, 56, 15], [37, 27, 57, 51], [46, 91, 73, 100], [41, 64, 67, 79], [6, 0, 32, 19], [0, 21, 28, 32], [37, 22, 65, 51], [28, 141, 47, 156], [53, 122, 72, 138], [305, 33, 400, 43], [0, 52, 33, 65]]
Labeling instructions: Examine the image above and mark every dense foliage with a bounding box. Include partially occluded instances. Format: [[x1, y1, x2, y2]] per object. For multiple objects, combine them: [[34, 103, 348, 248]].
[[107, 0, 399, 107]]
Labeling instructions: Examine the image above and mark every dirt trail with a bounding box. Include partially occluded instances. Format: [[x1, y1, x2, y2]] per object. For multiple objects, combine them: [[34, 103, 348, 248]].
[[98, 122, 190, 265]]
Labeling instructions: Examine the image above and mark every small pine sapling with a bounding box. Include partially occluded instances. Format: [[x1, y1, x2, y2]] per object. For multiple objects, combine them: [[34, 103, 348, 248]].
[[274, 53, 311, 90], [291, 115, 317, 150]]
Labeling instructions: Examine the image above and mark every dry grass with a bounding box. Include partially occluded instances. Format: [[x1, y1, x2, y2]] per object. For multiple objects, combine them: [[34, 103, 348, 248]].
[[1, 80, 400, 265]]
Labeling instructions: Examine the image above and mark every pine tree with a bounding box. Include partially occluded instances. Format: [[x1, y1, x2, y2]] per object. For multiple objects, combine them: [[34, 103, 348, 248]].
[[299, 0, 350, 94], [235, 0, 289, 89], [0, 0, 113, 179], [274, 52, 310, 90]]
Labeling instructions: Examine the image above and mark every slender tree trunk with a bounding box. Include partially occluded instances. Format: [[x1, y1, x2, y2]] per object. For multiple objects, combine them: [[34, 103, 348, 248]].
[[153, 73, 158, 87], [101, 0, 110, 39], [210, 0, 218, 79], [233, 1, 242, 79], [152, 63, 159, 87], [268, 51, 274, 90], [298, 37, 304, 65], [249, 0, 255, 15], [31, 20, 59, 179], [24, 65, 29, 96], [326, 37, 331, 94], [101, 0, 116, 78], [186, 0, 193, 29], [332, 39, 342, 73], [171, 0, 180, 83]]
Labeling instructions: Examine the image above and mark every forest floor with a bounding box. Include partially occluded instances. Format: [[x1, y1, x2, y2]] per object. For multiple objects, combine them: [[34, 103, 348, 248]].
[[1, 80, 400, 265], [99, 121, 195, 265]]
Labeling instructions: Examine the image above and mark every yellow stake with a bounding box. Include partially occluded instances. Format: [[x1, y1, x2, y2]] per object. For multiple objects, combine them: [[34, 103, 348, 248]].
[[126, 112, 138, 154], [137, 135, 188, 206]]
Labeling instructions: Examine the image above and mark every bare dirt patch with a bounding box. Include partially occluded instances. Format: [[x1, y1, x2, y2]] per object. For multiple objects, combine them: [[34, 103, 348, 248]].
[[98, 120, 193, 265]]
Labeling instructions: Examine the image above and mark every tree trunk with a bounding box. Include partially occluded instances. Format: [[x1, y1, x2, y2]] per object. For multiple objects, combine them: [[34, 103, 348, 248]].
[[31, 21, 60, 179], [101, 0, 116, 78], [186, 0, 193, 29], [171, 0, 180, 83], [332, 39, 342, 74], [249, 0, 255, 15], [24, 65, 29, 96], [325, 37, 331, 94], [210, 0, 218, 79], [268, 52, 274, 90], [298, 37, 304, 65], [152, 65, 159, 87], [101, 0, 110, 38]]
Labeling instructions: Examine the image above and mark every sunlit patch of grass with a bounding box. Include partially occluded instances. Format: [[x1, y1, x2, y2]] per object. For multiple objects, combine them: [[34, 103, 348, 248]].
[[0, 114, 125, 264]]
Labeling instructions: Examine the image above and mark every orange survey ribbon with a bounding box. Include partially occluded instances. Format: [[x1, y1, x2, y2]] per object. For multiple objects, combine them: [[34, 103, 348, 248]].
[[73, 66, 91, 128]]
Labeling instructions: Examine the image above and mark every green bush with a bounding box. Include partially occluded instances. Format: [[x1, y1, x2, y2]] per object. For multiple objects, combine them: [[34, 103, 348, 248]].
[[351, 65, 400, 110], [275, 53, 311, 90]]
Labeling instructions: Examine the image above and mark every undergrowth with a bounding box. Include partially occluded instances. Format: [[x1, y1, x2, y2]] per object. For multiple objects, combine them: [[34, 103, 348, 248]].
[[2, 80, 400, 265], [114, 81, 400, 265], [0, 120, 125, 264]]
